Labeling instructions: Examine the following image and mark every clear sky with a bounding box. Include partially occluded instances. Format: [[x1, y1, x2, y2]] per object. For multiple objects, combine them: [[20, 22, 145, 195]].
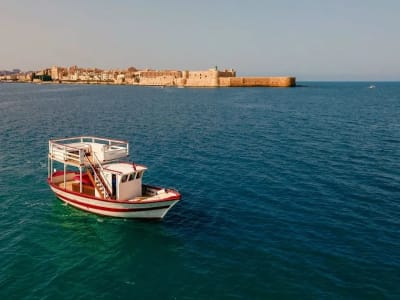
[[1, 0, 399, 80]]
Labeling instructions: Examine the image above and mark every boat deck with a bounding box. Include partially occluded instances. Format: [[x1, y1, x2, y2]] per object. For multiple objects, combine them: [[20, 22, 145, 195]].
[[58, 180, 95, 196], [56, 180, 159, 202]]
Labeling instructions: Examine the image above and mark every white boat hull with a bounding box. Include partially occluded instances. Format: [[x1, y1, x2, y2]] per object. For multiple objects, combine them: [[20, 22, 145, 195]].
[[49, 184, 180, 219]]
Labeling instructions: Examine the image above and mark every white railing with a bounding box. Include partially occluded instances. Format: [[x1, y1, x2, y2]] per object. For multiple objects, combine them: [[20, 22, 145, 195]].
[[49, 142, 85, 165], [49, 136, 129, 163], [51, 136, 128, 150]]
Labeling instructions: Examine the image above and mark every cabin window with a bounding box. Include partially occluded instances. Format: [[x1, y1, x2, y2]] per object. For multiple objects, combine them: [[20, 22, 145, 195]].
[[136, 171, 143, 179], [128, 172, 136, 181], [121, 174, 128, 183]]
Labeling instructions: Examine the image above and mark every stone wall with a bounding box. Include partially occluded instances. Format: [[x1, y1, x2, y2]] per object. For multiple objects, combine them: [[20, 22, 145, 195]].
[[219, 76, 296, 87], [138, 75, 177, 86], [137, 70, 182, 86], [185, 70, 218, 87], [136, 68, 239, 87]]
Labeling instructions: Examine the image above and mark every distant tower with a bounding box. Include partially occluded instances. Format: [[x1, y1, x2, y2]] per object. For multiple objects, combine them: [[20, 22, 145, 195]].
[[211, 67, 219, 87]]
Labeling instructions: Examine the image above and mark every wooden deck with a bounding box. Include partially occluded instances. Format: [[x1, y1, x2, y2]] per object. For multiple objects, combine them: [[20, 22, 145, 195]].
[[58, 181, 95, 196]]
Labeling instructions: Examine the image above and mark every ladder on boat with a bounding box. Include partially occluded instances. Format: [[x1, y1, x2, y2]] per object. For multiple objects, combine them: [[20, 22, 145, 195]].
[[85, 153, 112, 199]]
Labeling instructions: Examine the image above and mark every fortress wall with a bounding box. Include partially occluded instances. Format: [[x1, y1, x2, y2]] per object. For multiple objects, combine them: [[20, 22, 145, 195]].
[[221, 77, 295, 87], [137, 76, 295, 87], [223, 77, 243, 87], [138, 75, 177, 86], [187, 70, 217, 79], [260, 77, 296, 87], [135, 68, 295, 87], [139, 70, 182, 78], [218, 77, 232, 87], [185, 78, 218, 87], [184, 69, 219, 87]]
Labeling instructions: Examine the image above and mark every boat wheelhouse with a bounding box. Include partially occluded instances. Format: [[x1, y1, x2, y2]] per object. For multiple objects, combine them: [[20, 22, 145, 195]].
[[47, 136, 181, 219]]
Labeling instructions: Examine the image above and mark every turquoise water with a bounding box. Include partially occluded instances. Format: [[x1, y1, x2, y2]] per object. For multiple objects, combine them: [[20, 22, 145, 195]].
[[0, 82, 399, 299]]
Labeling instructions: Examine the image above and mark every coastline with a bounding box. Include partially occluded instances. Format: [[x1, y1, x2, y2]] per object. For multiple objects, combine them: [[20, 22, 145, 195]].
[[1, 66, 296, 88], [0, 77, 296, 88]]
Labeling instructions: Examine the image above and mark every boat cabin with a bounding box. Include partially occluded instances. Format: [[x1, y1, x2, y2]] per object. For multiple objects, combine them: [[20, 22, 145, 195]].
[[101, 163, 147, 200]]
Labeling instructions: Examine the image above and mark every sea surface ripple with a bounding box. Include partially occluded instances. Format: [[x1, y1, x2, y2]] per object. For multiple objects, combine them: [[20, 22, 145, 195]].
[[0, 82, 399, 299]]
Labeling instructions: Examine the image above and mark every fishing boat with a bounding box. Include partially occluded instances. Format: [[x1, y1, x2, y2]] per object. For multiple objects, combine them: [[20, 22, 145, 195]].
[[47, 136, 181, 219]]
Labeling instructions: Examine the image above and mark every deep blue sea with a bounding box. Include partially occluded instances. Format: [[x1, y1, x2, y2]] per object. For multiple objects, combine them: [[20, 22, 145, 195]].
[[0, 82, 399, 299]]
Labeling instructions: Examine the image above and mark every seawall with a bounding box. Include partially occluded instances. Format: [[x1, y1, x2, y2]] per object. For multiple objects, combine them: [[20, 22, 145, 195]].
[[219, 76, 296, 87]]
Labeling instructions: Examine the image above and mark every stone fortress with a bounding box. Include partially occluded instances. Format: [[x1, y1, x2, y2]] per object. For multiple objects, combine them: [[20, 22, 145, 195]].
[[1, 66, 296, 87], [49, 65, 295, 87], [127, 67, 295, 87]]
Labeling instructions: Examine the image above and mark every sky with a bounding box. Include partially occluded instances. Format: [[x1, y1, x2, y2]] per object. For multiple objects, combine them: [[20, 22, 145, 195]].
[[1, 0, 400, 81]]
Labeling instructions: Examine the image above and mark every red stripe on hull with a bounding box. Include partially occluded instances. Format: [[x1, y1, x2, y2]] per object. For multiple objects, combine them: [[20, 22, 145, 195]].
[[56, 192, 171, 213]]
